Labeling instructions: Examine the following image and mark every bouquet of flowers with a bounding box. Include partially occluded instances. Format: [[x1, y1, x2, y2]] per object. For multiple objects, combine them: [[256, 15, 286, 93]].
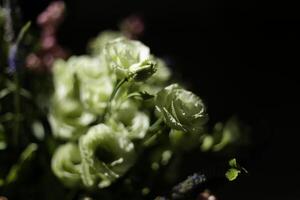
[[0, 2, 248, 199]]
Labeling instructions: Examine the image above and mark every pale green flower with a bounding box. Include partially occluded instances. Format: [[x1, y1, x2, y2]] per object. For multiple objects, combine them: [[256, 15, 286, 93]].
[[52, 59, 78, 100], [51, 143, 82, 187], [88, 30, 122, 55], [104, 37, 157, 81], [50, 56, 117, 139], [50, 58, 96, 140], [69, 56, 114, 115], [49, 112, 92, 140], [155, 84, 208, 134], [112, 100, 138, 125], [79, 123, 136, 188]]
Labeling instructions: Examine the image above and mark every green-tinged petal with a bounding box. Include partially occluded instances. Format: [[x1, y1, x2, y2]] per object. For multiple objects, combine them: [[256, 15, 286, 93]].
[[112, 99, 138, 125], [110, 99, 150, 139], [128, 112, 150, 139], [51, 143, 82, 187]]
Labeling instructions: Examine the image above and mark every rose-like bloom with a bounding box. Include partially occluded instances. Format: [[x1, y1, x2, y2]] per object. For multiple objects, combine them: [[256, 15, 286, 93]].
[[51, 143, 82, 187], [79, 123, 136, 188], [49, 56, 115, 139], [155, 84, 208, 134], [104, 37, 157, 81], [68, 56, 114, 115], [49, 59, 96, 140]]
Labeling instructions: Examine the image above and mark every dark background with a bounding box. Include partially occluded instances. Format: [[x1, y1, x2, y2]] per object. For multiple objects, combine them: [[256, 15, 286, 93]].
[[21, 0, 300, 199]]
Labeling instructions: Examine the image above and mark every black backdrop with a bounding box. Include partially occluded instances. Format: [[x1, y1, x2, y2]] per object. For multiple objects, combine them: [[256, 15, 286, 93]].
[[21, 0, 300, 199]]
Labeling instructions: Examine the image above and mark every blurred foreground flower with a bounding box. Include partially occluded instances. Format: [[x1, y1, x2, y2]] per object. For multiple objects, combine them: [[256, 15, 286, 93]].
[[79, 123, 136, 188]]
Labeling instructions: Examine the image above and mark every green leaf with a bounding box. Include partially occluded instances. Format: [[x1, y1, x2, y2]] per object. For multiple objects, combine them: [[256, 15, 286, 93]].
[[16, 21, 31, 46], [229, 158, 238, 168], [225, 158, 247, 181], [0, 179, 4, 187], [0, 88, 11, 99], [225, 168, 241, 181], [5, 143, 38, 184]]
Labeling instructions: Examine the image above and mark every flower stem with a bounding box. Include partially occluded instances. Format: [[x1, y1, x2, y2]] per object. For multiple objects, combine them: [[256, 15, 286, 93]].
[[13, 70, 20, 146], [148, 117, 164, 133], [143, 117, 165, 146], [102, 78, 128, 121]]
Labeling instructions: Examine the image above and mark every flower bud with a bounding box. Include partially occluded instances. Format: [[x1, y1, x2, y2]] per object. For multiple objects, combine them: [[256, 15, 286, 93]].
[[104, 37, 156, 81]]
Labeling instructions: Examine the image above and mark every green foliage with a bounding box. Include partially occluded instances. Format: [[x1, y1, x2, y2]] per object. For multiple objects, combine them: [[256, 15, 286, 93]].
[[1, 143, 38, 186], [225, 158, 247, 181], [225, 168, 240, 181]]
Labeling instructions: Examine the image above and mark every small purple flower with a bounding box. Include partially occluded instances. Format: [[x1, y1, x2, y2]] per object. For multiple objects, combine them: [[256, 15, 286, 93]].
[[7, 44, 17, 73]]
